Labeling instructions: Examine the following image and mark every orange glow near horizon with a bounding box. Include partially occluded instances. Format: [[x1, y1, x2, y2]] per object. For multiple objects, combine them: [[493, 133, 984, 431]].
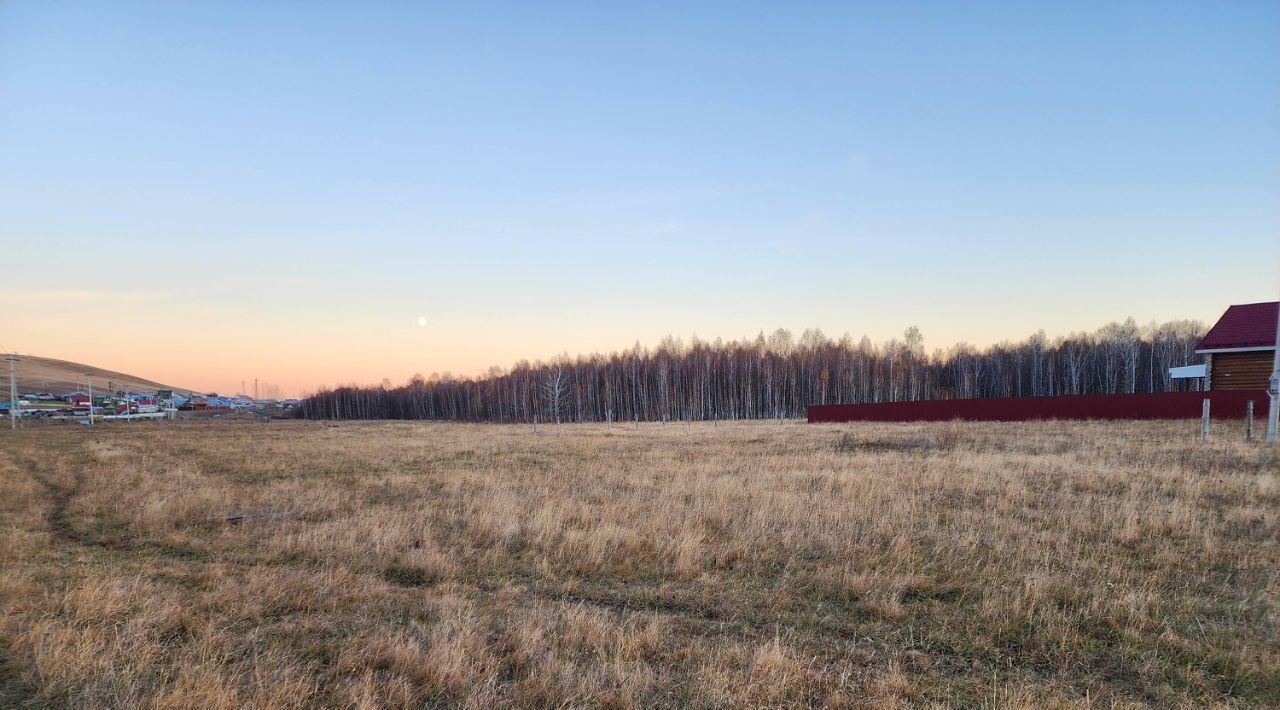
[[4, 285, 1265, 399]]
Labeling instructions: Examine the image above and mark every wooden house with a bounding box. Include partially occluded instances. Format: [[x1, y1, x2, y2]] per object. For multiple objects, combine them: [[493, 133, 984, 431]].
[[1196, 301, 1278, 391]]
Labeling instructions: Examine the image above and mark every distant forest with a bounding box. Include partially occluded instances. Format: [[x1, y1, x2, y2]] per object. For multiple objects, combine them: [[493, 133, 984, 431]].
[[299, 318, 1205, 422]]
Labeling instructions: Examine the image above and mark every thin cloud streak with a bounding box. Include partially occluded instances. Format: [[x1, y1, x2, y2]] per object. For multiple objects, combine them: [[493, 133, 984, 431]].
[[0, 290, 171, 305]]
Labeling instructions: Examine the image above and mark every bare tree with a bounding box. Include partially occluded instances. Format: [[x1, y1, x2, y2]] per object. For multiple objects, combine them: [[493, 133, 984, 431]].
[[300, 317, 1207, 423], [542, 364, 568, 433]]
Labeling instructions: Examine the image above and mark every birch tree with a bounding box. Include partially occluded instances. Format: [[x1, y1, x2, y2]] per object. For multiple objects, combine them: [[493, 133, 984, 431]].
[[299, 318, 1207, 422], [542, 364, 568, 433]]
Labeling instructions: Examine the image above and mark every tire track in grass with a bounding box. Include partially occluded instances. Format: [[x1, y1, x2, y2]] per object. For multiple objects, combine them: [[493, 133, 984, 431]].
[[11, 451, 86, 547], [3, 442, 87, 708]]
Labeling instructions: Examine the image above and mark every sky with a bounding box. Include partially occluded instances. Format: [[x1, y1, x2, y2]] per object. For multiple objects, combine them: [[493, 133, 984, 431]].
[[2, 1, 1278, 397]]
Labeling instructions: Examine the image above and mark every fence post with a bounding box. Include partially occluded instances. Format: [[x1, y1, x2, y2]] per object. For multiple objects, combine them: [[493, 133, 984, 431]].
[[1200, 399, 1210, 443], [1246, 401, 1254, 442]]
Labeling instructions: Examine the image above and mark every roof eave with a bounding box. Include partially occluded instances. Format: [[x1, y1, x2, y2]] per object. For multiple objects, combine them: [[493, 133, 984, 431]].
[[1195, 345, 1277, 354]]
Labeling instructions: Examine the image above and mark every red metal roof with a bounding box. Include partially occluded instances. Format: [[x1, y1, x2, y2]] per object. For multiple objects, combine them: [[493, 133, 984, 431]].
[[1196, 301, 1278, 351]]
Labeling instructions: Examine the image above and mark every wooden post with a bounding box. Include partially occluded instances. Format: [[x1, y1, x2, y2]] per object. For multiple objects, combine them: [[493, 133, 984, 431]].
[[1246, 401, 1254, 442], [1200, 399, 1210, 443]]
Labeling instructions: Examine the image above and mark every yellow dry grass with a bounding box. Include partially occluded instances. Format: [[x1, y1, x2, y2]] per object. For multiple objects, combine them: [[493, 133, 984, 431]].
[[0, 419, 1276, 708]]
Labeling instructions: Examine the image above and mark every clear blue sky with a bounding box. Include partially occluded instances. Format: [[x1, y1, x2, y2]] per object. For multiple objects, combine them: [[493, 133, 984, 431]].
[[2, 2, 1277, 394]]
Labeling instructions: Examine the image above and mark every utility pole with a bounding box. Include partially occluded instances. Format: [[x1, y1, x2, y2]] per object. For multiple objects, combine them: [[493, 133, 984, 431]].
[[254, 378, 259, 400], [1267, 294, 1279, 444], [86, 374, 94, 425], [6, 353, 17, 430]]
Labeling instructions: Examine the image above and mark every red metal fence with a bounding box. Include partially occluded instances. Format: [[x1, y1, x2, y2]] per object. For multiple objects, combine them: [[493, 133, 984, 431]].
[[807, 390, 1269, 423]]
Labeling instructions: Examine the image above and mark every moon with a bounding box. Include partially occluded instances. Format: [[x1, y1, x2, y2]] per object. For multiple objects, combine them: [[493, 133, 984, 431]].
[[417, 316, 427, 328]]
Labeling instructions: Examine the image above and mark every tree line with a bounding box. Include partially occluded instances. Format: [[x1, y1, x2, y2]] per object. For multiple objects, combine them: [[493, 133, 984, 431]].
[[297, 318, 1206, 422]]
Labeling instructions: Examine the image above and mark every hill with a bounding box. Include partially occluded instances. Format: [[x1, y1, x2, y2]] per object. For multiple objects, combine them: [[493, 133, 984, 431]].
[[3, 354, 198, 396]]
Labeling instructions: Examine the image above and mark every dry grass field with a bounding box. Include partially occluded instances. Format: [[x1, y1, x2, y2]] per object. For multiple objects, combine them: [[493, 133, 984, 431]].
[[0, 419, 1276, 708]]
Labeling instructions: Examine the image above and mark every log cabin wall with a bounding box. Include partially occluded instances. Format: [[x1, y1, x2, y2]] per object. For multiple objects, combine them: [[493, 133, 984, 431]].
[[1206, 350, 1274, 390]]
